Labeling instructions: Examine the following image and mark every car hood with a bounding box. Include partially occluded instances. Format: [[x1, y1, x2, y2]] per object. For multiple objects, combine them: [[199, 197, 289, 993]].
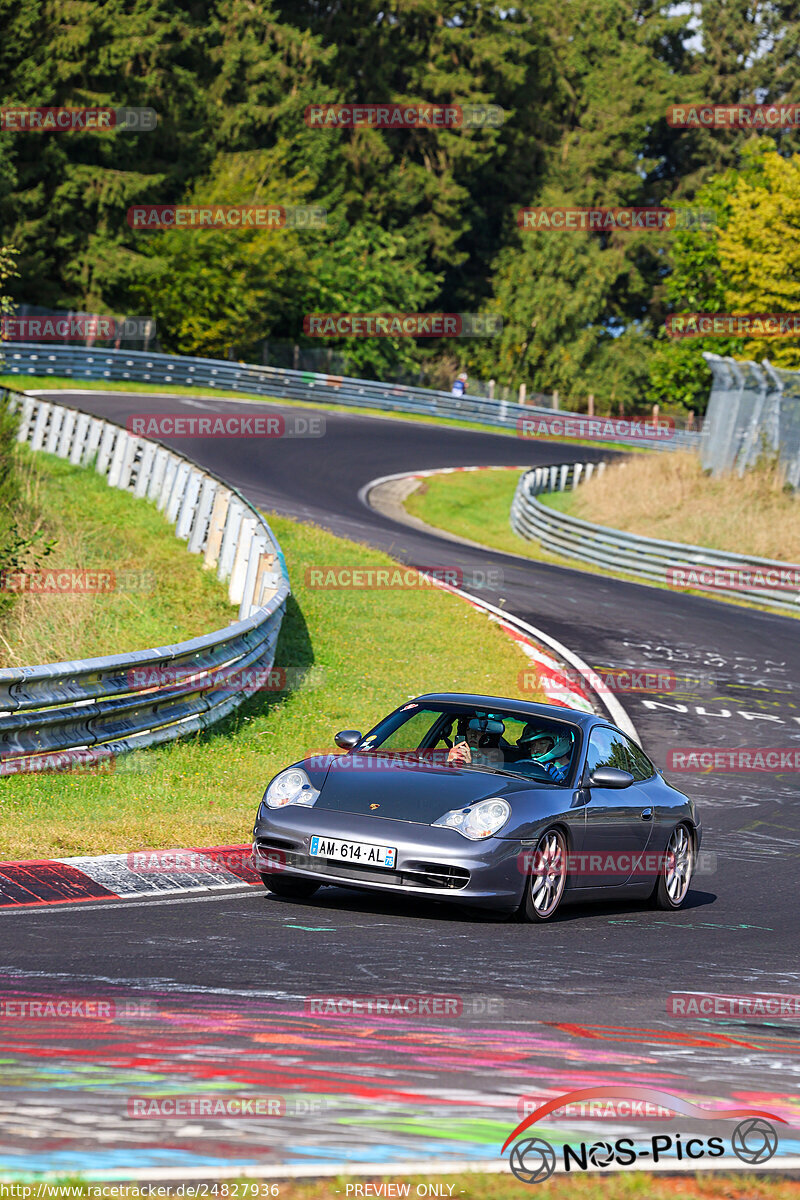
[[297, 752, 549, 824]]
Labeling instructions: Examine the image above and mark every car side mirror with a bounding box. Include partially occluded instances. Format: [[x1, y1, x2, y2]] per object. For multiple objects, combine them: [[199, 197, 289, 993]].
[[587, 767, 635, 789], [334, 729, 362, 750]]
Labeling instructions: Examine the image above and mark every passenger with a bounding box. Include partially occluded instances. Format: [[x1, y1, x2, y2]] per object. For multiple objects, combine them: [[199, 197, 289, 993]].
[[447, 717, 506, 768]]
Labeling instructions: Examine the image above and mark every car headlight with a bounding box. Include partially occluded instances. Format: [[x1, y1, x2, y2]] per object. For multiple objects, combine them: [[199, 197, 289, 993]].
[[432, 797, 511, 840], [264, 768, 319, 810]]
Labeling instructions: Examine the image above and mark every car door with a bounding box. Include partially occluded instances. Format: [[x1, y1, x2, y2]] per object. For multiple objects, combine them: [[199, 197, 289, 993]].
[[572, 726, 655, 889]]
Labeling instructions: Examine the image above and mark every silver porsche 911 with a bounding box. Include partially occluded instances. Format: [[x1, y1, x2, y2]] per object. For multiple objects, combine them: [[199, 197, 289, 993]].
[[251, 693, 701, 921]]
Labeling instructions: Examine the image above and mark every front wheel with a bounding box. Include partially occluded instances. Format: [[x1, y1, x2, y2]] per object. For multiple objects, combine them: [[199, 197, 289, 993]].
[[520, 827, 568, 922], [261, 874, 320, 900], [651, 824, 694, 910]]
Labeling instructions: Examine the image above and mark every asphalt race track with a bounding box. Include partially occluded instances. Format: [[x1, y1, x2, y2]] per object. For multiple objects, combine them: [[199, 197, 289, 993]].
[[1, 389, 798, 1178]]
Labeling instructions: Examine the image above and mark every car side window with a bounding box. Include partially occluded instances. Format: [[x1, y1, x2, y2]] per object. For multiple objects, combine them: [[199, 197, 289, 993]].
[[623, 738, 656, 781], [585, 726, 623, 773]]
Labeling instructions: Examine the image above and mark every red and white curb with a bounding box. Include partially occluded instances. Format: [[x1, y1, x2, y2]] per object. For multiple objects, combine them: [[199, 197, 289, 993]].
[[0, 844, 259, 909]]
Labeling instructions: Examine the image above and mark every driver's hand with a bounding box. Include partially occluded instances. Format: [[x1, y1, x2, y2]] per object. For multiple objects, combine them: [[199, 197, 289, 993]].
[[447, 741, 472, 765]]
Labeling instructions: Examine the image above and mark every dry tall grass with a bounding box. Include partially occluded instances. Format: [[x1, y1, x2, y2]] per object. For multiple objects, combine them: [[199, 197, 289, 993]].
[[572, 451, 800, 562]]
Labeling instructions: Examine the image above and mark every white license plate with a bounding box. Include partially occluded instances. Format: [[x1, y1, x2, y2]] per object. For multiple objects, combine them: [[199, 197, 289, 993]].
[[309, 835, 397, 870]]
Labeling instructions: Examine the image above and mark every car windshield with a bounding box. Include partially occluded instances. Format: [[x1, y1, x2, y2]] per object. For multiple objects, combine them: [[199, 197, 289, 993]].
[[358, 703, 579, 784]]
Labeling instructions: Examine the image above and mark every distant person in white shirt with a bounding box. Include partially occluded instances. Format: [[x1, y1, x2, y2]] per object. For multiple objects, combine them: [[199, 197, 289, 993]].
[[451, 372, 468, 397]]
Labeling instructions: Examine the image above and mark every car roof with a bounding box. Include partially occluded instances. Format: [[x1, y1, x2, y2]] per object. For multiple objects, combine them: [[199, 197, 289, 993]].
[[412, 692, 606, 731]]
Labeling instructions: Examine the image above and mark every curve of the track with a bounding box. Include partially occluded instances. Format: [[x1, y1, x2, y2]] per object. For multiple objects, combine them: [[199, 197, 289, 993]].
[[2, 388, 799, 1177], [12, 388, 800, 983]]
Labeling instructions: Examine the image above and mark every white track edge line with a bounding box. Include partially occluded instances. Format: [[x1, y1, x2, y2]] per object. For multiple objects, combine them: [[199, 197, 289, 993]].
[[359, 470, 639, 742]]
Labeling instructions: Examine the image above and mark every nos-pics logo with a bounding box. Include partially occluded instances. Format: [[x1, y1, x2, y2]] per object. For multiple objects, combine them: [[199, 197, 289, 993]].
[[503, 1087, 783, 1184]]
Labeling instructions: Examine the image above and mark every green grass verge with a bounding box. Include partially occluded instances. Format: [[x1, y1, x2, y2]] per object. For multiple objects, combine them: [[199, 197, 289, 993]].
[[536, 490, 574, 514], [0, 446, 234, 667], [404, 469, 585, 570], [1, 511, 541, 860], [403, 468, 797, 619], [0, 373, 651, 455]]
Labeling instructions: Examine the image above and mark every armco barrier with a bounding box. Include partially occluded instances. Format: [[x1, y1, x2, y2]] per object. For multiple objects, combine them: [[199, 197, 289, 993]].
[[511, 462, 800, 615], [0, 386, 290, 773], [2, 342, 701, 451]]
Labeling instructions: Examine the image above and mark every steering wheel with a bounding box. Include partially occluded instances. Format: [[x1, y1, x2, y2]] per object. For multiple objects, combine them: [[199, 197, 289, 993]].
[[514, 759, 556, 782]]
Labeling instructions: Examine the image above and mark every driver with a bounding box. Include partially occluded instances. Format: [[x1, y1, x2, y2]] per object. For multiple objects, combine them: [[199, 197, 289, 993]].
[[515, 724, 572, 782], [447, 716, 506, 768]]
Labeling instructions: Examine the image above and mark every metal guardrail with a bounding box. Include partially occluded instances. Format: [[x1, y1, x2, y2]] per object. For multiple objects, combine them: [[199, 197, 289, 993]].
[[2, 342, 702, 451], [0, 386, 290, 774], [510, 462, 800, 615]]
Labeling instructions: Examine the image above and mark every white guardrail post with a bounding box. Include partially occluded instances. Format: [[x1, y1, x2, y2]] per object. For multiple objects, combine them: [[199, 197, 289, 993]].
[[0, 384, 290, 775]]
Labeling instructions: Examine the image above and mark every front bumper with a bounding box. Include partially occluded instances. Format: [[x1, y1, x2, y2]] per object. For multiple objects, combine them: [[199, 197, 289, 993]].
[[252, 806, 526, 911]]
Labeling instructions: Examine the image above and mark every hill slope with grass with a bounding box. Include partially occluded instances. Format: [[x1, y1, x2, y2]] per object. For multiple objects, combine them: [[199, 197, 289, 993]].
[[567, 451, 800, 562], [0, 447, 235, 667]]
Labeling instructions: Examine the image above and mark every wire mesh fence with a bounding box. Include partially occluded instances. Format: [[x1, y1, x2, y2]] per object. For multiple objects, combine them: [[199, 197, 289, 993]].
[[703, 352, 800, 489]]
